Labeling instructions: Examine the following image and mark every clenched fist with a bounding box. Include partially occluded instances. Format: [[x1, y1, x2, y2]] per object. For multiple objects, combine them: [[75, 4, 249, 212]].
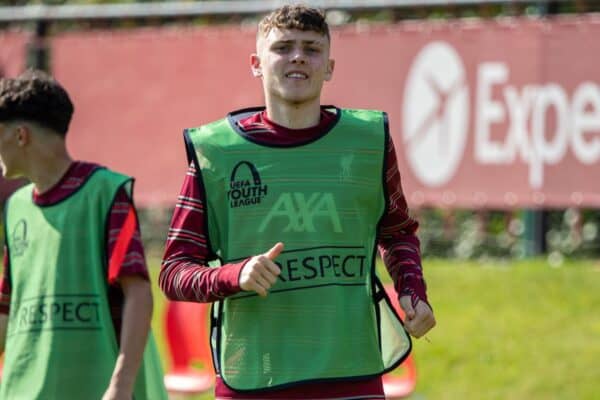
[[400, 296, 436, 338]]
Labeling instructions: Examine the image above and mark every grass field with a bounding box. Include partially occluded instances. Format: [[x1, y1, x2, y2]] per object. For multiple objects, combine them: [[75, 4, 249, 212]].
[[148, 257, 600, 400]]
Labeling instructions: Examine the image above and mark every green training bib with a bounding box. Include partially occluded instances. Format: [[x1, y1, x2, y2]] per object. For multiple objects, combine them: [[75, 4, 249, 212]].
[[2, 168, 167, 400], [186, 107, 411, 392]]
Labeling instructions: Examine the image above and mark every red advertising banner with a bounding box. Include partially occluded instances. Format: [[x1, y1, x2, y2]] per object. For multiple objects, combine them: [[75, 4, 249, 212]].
[[331, 16, 600, 209], [0, 30, 26, 77], [52, 27, 261, 206], [51, 16, 600, 208], [0, 30, 29, 200]]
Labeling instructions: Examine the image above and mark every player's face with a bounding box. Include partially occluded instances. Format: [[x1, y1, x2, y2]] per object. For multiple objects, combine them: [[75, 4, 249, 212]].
[[0, 122, 24, 178], [252, 28, 334, 107]]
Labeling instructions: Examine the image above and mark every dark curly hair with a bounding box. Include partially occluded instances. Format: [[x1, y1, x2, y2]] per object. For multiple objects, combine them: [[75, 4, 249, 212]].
[[0, 69, 74, 137], [258, 4, 330, 40]]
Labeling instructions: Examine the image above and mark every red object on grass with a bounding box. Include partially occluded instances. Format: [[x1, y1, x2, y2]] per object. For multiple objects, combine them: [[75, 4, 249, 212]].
[[163, 300, 214, 394], [382, 284, 418, 399]]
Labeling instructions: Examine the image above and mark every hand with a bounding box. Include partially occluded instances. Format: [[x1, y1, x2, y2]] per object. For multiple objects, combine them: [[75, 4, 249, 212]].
[[239, 242, 283, 297], [399, 296, 436, 338], [102, 385, 132, 400]]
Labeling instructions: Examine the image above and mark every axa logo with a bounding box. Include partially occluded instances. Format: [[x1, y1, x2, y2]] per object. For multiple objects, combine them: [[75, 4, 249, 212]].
[[12, 219, 29, 257], [258, 192, 342, 233], [403, 41, 469, 187], [227, 161, 268, 208]]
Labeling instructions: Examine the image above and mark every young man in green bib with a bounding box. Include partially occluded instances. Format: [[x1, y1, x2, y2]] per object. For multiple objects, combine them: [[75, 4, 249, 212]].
[[0, 70, 167, 400], [161, 5, 436, 398]]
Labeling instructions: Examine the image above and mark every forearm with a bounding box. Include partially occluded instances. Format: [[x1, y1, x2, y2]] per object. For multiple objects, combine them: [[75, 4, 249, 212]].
[[160, 163, 246, 302], [159, 257, 246, 302], [379, 135, 429, 305], [108, 279, 152, 395], [379, 235, 429, 306]]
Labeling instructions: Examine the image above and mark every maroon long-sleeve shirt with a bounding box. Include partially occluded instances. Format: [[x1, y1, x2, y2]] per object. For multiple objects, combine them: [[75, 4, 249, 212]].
[[160, 109, 427, 399]]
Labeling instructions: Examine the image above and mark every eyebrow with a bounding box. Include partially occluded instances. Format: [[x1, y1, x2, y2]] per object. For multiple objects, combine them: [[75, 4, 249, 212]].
[[272, 39, 325, 46]]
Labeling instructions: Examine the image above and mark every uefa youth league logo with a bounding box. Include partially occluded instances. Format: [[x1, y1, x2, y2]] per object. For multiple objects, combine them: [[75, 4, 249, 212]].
[[11, 219, 29, 257], [227, 161, 269, 208]]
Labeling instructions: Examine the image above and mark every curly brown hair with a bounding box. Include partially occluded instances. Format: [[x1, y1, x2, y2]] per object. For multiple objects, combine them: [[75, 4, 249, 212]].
[[258, 4, 330, 40], [0, 69, 74, 137]]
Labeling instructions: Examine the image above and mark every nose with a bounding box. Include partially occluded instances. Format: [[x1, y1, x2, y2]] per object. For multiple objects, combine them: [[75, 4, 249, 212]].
[[290, 49, 307, 64]]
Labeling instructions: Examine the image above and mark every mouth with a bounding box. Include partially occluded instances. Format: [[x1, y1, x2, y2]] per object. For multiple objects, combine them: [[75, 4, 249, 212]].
[[285, 72, 308, 80]]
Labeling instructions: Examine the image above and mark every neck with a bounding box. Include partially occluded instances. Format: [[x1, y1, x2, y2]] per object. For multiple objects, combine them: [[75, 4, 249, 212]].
[[265, 97, 321, 129], [27, 144, 73, 195]]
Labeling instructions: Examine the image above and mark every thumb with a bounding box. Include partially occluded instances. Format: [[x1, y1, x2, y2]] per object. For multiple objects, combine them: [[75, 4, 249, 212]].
[[264, 242, 284, 260], [399, 295, 416, 320]]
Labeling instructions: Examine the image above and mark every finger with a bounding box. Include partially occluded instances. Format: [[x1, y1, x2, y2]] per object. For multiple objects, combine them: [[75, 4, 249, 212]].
[[413, 322, 434, 338], [399, 295, 416, 319], [257, 255, 281, 276], [409, 320, 428, 338], [253, 271, 273, 292], [264, 242, 284, 260], [414, 302, 435, 327], [404, 319, 419, 337], [248, 266, 273, 291], [258, 255, 281, 277], [259, 265, 279, 285], [409, 321, 432, 338], [248, 280, 268, 297], [410, 312, 436, 337], [405, 310, 431, 337]]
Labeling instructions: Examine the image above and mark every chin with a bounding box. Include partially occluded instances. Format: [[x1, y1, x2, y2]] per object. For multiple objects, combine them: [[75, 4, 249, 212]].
[[285, 99, 309, 106], [2, 168, 20, 180], [282, 93, 318, 106]]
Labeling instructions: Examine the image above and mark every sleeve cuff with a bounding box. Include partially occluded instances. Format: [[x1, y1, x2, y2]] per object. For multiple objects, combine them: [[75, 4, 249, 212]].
[[214, 258, 250, 296]]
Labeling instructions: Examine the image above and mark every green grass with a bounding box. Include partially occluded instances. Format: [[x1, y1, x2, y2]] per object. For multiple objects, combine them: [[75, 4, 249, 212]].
[[149, 257, 600, 400]]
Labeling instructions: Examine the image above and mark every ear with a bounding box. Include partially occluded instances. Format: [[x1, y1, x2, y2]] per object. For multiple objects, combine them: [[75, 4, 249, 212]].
[[15, 125, 30, 147], [250, 54, 262, 78], [324, 59, 335, 82]]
